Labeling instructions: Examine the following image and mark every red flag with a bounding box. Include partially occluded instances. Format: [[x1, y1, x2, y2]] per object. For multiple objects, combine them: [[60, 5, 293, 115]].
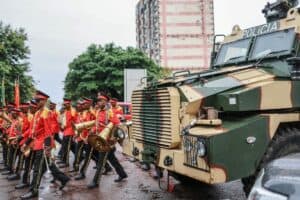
[[14, 79, 20, 108]]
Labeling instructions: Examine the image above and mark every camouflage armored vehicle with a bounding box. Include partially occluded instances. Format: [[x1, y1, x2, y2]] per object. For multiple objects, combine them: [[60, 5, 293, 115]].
[[123, 0, 300, 195]]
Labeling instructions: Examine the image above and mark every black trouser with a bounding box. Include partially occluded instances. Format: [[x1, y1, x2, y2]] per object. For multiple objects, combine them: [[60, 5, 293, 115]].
[[30, 150, 69, 193], [93, 148, 127, 184], [15, 149, 24, 175], [60, 136, 76, 165], [1, 141, 8, 166], [7, 145, 18, 172], [53, 133, 62, 144], [73, 141, 85, 170], [21, 152, 34, 184], [79, 144, 99, 175]]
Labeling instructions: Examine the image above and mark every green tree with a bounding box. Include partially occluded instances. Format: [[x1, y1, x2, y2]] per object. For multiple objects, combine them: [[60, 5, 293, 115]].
[[64, 43, 166, 100], [0, 21, 34, 104]]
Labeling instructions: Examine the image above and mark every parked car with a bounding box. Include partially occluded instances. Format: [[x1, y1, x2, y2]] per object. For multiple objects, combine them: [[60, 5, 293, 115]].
[[248, 153, 300, 200]]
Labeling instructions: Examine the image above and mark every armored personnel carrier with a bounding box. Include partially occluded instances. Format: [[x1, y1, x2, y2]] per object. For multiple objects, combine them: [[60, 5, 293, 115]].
[[123, 0, 300, 195]]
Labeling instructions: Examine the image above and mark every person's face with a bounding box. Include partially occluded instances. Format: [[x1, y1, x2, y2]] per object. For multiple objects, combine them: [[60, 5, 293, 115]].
[[97, 99, 106, 109], [111, 101, 117, 107], [49, 104, 55, 110], [36, 98, 46, 109], [11, 112, 18, 119], [64, 103, 71, 109], [30, 106, 37, 114]]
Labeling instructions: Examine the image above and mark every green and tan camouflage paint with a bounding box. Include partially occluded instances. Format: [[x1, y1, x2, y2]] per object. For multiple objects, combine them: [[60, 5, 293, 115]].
[[122, 7, 300, 184]]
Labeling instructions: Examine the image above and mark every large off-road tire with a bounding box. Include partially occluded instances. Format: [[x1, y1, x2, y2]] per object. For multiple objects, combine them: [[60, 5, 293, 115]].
[[242, 124, 300, 196]]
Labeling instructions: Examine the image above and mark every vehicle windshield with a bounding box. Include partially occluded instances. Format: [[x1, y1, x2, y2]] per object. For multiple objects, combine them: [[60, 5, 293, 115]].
[[249, 28, 295, 60], [214, 38, 251, 66]]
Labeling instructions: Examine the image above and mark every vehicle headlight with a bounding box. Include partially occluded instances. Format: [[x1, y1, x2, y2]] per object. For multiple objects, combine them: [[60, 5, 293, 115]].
[[196, 140, 206, 157], [184, 138, 192, 152]]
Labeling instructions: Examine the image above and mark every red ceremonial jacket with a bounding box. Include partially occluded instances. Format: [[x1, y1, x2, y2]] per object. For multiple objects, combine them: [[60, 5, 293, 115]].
[[49, 110, 60, 134], [92, 108, 120, 134], [63, 108, 77, 136], [29, 107, 52, 151]]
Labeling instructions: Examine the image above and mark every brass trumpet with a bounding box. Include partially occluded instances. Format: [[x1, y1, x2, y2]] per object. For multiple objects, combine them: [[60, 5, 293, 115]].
[[87, 122, 116, 152], [73, 120, 95, 137]]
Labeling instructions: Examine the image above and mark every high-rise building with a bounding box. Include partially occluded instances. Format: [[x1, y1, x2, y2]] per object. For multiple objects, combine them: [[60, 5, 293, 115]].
[[136, 0, 214, 71]]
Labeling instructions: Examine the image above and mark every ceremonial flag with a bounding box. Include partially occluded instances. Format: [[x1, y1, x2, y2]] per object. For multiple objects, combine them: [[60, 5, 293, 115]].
[[1, 76, 5, 107], [14, 79, 20, 108]]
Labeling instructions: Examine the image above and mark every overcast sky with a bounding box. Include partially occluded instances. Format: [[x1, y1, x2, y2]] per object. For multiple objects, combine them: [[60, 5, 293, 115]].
[[0, 0, 270, 103]]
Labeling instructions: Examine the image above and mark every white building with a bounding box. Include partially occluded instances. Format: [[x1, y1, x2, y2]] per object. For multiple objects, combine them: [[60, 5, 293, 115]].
[[136, 0, 215, 71]]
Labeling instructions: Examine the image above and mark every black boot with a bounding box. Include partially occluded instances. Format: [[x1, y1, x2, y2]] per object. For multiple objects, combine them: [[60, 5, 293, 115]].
[[50, 178, 56, 184], [2, 170, 13, 175], [68, 167, 78, 173], [15, 183, 29, 189], [20, 191, 38, 199], [58, 163, 69, 168], [114, 174, 128, 182], [74, 173, 85, 180], [7, 174, 20, 181], [0, 166, 8, 171], [87, 181, 98, 189], [102, 167, 112, 175], [59, 177, 70, 190]]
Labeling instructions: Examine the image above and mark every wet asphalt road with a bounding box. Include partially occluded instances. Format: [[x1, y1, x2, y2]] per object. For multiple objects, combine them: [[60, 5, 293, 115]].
[[0, 148, 247, 200]]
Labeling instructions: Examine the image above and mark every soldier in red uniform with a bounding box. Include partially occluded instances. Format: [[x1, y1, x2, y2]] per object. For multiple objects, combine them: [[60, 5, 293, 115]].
[[87, 94, 127, 189], [20, 91, 70, 200], [7, 103, 31, 181], [49, 102, 61, 145], [2, 108, 22, 177], [110, 98, 124, 119], [70, 100, 85, 172], [15, 100, 37, 189], [58, 98, 77, 168], [0, 106, 10, 170], [74, 98, 99, 180]]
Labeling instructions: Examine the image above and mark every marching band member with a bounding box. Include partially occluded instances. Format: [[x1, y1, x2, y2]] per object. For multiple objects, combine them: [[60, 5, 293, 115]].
[[57, 98, 77, 168], [87, 94, 127, 189], [20, 91, 70, 199]]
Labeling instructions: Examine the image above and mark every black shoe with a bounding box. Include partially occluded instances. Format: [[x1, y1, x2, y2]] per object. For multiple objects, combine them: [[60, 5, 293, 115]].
[[102, 168, 112, 175], [15, 183, 29, 189], [87, 182, 98, 189], [2, 170, 13, 175], [59, 177, 70, 190], [58, 163, 69, 168], [0, 167, 8, 172], [74, 173, 85, 180], [114, 175, 128, 182], [50, 178, 56, 184], [7, 174, 20, 181], [20, 191, 38, 199], [68, 168, 78, 173], [56, 160, 65, 165]]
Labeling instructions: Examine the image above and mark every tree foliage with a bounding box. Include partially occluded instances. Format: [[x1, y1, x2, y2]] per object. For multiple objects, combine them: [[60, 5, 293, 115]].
[[64, 43, 167, 100], [0, 21, 34, 103]]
